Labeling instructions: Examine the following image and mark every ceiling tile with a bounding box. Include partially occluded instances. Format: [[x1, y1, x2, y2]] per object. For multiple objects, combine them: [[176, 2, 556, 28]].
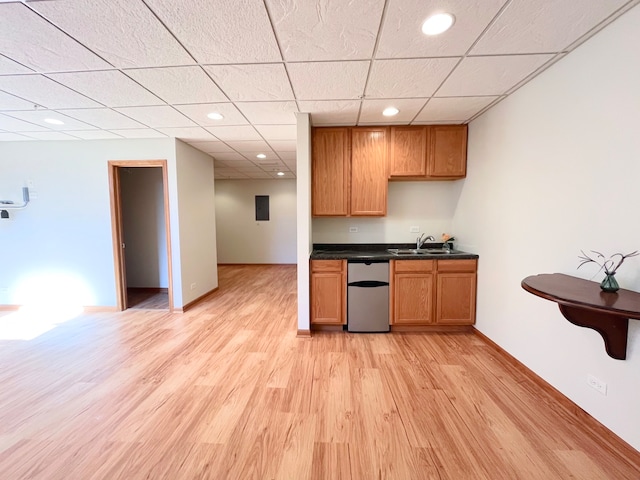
[[257, 160, 287, 170], [0, 55, 32, 74], [266, 0, 385, 61], [437, 55, 554, 96], [174, 103, 248, 126], [0, 75, 101, 109], [26, 131, 79, 141], [109, 129, 166, 139], [377, 0, 507, 58], [205, 125, 262, 141], [414, 96, 498, 123], [187, 140, 233, 153], [248, 172, 274, 179], [66, 130, 125, 140], [298, 100, 361, 125], [203, 64, 294, 101], [278, 152, 297, 162], [288, 61, 369, 100], [214, 167, 249, 178], [144, 0, 281, 63], [222, 160, 260, 168], [270, 171, 295, 179], [254, 124, 297, 140], [31, 0, 194, 68], [235, 165, 270, 172], [0, 3, 111, 72], [155, 126, 216, 141], [125, 67, 227, 104], [359, 98, 427, 124], [212, 152, 247, 161], [242, 152, 280, 162], [188, 141, 235, 153], [59, 108, 147, 129], [0, 132, 33, 141], [225, 140, 271, 151], [268, 140, 296, 152], [366, 58, 459, 98], [0, 113, 48, 132], [4, 111, 97, 131], [48, 71, 164, 107], [114, 106, 196, 128], [236, 101, 298, 124], [0, 91, 38, 111], [471, 0, 629, 55]]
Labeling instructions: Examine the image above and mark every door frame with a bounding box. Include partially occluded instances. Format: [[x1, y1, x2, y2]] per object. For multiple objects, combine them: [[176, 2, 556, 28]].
[[108, 160, 174, 312]]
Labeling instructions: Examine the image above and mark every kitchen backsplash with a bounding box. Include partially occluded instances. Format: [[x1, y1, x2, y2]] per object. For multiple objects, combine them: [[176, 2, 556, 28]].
[[312, 181, 463, 243]]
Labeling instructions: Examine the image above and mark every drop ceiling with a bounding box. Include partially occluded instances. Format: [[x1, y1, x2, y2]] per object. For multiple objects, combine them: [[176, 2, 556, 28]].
[[0, 0, 637, 179]]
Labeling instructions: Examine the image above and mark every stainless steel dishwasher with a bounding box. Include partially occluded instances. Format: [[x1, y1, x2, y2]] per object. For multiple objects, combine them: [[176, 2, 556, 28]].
[[347, 259, 390, 332]]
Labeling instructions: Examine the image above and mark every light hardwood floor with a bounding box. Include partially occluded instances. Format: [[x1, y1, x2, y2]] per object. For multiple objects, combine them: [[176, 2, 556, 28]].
[[0, 265, 638, 479]]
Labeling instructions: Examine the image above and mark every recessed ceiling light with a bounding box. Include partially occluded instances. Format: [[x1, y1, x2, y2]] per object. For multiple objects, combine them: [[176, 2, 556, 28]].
[[256, 153, 267, 159], [276, 172, 285, 176], [207, 112, 224, 120], [44, 118, 64, 125], [422, 13, 455, 35], [382, 107, 399, 117]]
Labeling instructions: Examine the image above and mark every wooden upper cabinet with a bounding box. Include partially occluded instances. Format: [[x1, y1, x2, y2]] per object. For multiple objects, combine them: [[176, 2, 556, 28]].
[[389, 124, 468, 180], [429, 125, 468, 178], [389, 126, 428, 177], [312, 128, 349, 216], [350, 127, 388, 216]]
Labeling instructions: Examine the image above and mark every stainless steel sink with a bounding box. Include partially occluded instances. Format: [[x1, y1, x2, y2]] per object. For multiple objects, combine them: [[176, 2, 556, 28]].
[[387, 248, 453, 255]]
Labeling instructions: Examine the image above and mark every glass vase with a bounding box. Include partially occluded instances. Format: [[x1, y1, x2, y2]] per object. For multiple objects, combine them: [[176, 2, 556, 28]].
[[600, 273, 619, 293]]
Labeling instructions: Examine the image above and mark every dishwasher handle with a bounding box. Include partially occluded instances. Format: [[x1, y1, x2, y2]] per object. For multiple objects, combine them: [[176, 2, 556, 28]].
[[348, 280, 389, 288]]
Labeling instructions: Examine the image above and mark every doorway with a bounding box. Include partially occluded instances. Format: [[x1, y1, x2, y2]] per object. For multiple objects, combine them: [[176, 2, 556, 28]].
[[108, 160, 173, 312]]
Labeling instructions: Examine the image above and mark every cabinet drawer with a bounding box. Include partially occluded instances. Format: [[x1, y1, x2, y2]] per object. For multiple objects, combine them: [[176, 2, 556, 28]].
[[393, 259, 434, 273], [311, 259, 345, 273], [437, 259, 477, 273]]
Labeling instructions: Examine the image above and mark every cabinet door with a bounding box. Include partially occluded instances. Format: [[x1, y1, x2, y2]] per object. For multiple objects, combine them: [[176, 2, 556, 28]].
[[312, 128, 349, 216], [392, 273, 434, 324], [429, 125, 468, 178], [350, 127, 388, 216], [311, 260, 345, 325], [436, 272, 476, 324], [389, 126, 427, 177]]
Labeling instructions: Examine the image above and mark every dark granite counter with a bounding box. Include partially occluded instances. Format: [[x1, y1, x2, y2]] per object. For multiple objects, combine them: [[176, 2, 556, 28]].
[[310, 243, 479, 261]]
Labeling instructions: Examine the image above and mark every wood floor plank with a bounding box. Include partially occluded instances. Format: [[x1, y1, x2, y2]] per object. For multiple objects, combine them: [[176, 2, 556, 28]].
[[0, 264, 638, 479]]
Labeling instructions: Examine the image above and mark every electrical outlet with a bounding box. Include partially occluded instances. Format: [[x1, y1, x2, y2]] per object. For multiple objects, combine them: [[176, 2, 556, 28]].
[[190, 282, 197, 290], [409, 226, 420, 233], [587, 374, 607, 395], [349, 226, 358, 233]]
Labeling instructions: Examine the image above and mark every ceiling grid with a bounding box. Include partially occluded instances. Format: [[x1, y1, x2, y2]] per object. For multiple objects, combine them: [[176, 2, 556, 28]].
[[0, 0, 637, 178]]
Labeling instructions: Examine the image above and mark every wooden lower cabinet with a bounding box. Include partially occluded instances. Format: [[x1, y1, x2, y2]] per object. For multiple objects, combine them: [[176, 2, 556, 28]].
[[391, 260, 435, 324], [310, 260, 346, 325], [391, 258, 477, 325]]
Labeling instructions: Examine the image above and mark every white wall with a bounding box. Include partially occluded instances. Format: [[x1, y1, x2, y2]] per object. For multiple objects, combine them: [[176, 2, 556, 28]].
[[0, 138, 176, 307], [175, 140, 218, 305], [215, 179, 297, 264], [455, 5, 640, 450], [313, 181, 462, 244], [120, 167, 169, 288]]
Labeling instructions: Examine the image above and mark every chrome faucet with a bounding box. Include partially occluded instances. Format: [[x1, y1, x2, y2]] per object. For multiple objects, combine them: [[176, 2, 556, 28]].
[[417, 234, 434, 249]]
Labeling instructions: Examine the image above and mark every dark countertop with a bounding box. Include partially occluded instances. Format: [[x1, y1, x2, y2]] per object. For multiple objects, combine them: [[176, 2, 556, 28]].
[[310, 243, 479, 261]]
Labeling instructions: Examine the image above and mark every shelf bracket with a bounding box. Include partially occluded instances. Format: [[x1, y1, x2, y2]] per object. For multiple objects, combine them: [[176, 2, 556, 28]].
[[557, 304, 629, 360]]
